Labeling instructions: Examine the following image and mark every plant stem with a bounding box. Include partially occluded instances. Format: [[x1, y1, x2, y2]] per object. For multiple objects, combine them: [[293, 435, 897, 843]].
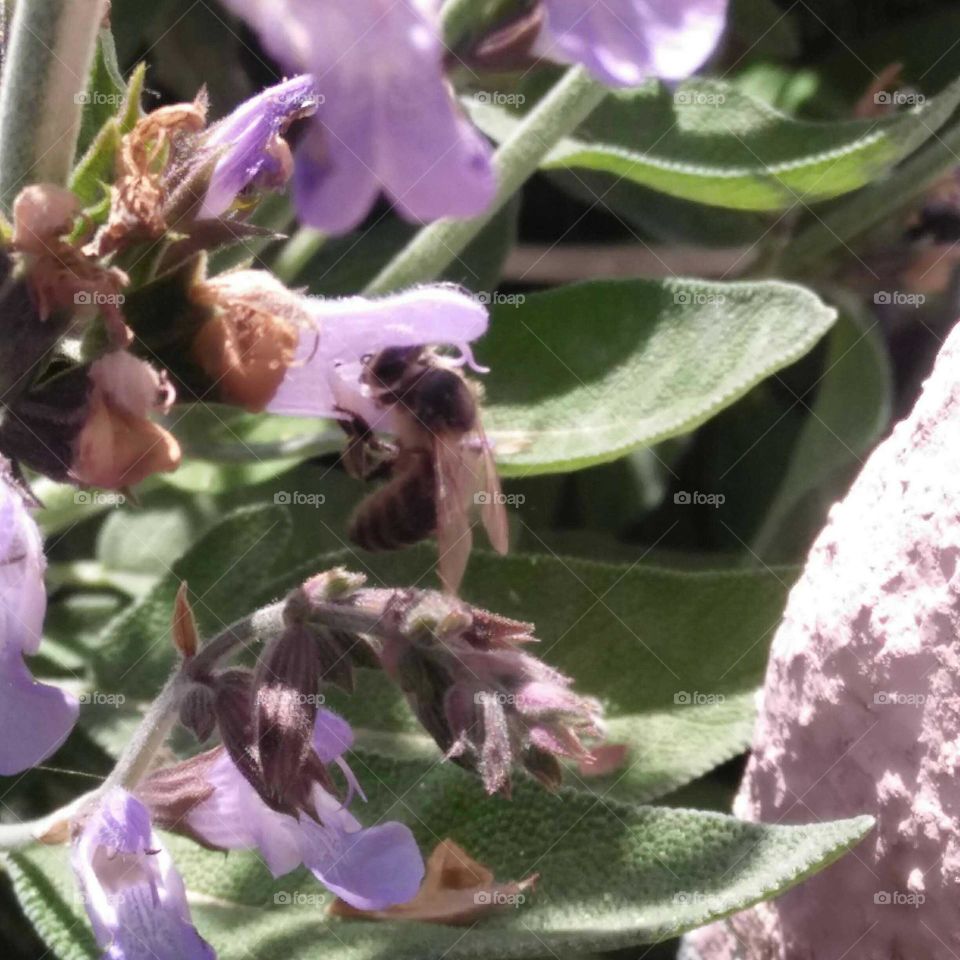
[[187, 603, 284, 676], [102, 672, 185, 792], [272, 227, 327, 284], [365, 65, 606, 294], [0, 0, 107, 213]]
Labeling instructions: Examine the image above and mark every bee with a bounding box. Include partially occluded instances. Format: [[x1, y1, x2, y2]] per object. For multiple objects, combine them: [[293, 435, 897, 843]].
[[339, 345, 508, 594]]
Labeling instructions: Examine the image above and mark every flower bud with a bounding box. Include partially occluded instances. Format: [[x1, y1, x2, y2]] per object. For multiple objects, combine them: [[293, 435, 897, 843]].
[[72, 351, 181, 489], [299, 567, 368, 605], [285, 570, 376, 692], [172, 581, 199, 658]]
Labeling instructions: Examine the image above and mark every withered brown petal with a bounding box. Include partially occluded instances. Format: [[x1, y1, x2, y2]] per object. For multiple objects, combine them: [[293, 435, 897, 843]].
[[329, 838, 538, 925]]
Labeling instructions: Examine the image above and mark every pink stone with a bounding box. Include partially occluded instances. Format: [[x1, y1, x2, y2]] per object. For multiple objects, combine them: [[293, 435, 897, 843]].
[[685, 320, 960, 959]]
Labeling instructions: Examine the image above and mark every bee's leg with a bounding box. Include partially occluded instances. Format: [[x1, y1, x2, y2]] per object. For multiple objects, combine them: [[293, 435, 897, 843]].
[[336, 409, 398, 481]]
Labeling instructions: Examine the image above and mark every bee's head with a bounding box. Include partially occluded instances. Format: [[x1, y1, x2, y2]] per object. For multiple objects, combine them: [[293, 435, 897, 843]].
[[365, 346, 425, 388]]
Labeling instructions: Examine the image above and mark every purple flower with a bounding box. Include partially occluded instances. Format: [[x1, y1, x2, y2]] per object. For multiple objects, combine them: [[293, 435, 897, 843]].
[[267, 283, 489, 429], [72, 789, 215, 960], [200, 74, 322, 221], [533, 0, 729, 86], [217, 0, 495, 233], [0, 470, 77, 775], [181, 707, 424, 909]]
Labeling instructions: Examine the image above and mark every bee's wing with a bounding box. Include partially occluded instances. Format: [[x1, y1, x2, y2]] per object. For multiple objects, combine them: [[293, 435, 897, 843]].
[[433, 435, 475, 595], [472, 422, 508, 556]]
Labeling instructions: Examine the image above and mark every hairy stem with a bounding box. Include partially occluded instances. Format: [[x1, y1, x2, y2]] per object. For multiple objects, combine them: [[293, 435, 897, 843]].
[[365, 66, 606, 294], [0, 586, 398, 851], [0, 0, 107, 212], [272, 227, 327, 284]]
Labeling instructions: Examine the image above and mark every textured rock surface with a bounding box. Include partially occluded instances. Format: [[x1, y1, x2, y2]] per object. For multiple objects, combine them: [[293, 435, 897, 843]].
[[686, 320, 960, 960]]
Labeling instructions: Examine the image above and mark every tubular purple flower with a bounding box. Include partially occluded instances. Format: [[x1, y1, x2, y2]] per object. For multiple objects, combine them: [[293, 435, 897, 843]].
[[0, 470, 78, 775], [217, 0, 495, 233], [533, 0, 729, 86], [200, 74, 322, 220], [72, 789, 215, 960], [179, 708, 424, 909], [267, 284, 489, 429]]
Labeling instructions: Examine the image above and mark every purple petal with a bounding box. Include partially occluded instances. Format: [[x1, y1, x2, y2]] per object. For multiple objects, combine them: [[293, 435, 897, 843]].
[[299, 815, 424, 910], [0, 478, 76, 775], [201, 75, 321, 220], [185, 749, 302, 877], [104, 883, 216, 960], [73, 789, 215, 960], [85, 788, 154, 854], [220, 0, 494, 232], [292, 120, 381, 235], [267, 285, 488, 421], [0, 651, 79, 775], [369, 9, 495, 223], [535, 0, 729, 85], [0, 479, 47, 656], [312, 708, 353, 763]]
